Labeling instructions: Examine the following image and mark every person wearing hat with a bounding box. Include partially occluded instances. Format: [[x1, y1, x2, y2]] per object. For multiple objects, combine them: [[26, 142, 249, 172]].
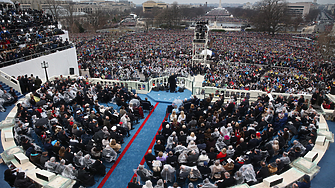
[[110, 125, 123, 144], [186, 150, 198, 166], [166, 151, 178, 168], [268, 162, 278, 175], [40, 151, 49, 166], [215, 172, 235, 188], [223, 158, 235, 175], [234, 157, 245, 172], [198, 178, 216, 188], [187, 182, 194, 188], [198, 150, 210, 166], [248, 134, 259, 150], [292, 175, 310, 188], [137, 165, 153, 183], [155, 130, 166, 146], [169, 182, 181, 188], [210, 160, 225, 180], [109, 139, 121, 153], [256, 161, 270, 182], [198, 160, 211, 179], [14, 171, 36, 188]]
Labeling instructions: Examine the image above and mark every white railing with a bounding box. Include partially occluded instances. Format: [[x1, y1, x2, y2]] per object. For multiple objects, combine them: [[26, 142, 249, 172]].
[[193, 85, 312, 104], [0, 70, 21, 94], [49, 75, 313, 103]]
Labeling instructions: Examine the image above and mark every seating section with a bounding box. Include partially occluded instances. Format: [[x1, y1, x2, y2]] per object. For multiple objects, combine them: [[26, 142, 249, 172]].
[[1, 75, 155, 187], [251, 113, 333, 188], [0, 5, 72, 67], [0, 81, 23, 98], [1, 93, 76, 187]]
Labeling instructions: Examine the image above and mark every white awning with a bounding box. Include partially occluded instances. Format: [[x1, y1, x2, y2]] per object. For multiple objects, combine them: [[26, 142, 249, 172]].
[[0, 0, 14, 5]]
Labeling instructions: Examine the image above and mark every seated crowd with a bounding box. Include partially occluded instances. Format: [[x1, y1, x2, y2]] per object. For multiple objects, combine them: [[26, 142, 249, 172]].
[[5, 75, 152, 187], [132, 92, 317, 187], [0, 85, 17, 111], [0, 4, 71, 64]]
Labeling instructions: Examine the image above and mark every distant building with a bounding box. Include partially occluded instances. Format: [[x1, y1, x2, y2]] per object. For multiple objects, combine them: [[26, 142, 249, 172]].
[[243, 2, 253, 9], [287, 2, 316, 17], [18, 0, 134, 14], [142, 1, 167, 13], [74, 1, 134, 14], [326, 4, 335, 15]]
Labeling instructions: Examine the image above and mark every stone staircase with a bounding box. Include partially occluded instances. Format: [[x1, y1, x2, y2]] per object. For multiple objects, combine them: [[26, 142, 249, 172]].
[[0, 81, 24, 99]]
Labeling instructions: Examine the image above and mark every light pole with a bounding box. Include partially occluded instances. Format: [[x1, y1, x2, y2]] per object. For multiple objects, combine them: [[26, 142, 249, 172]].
[[41, 61, 49, 82]]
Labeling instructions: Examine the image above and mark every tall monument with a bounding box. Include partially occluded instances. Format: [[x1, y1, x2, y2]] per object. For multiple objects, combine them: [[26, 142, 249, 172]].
[[219, 0, 222, 8]]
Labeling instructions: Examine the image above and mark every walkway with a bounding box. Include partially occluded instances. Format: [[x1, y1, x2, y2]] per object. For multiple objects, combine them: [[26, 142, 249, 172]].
[[96, 103, 168, 188], [311, 121, 335, 187]]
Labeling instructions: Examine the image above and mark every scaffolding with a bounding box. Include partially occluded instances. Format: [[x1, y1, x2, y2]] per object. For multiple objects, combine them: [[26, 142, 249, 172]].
[[192, 21, 209, 66]]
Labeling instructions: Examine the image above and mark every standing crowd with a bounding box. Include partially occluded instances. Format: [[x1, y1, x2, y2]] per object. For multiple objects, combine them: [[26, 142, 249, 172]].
[[72, 30, 335, 95]]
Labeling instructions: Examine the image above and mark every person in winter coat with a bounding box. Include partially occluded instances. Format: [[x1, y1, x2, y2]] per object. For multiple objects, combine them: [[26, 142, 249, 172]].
[[14, 172, 36, 188]]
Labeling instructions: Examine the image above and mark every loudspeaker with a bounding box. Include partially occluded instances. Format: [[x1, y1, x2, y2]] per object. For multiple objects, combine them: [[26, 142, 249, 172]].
[[316, 136, 326, 146], [14, 153, 29, 164], [4, 132, 13, 141], [263, 175, 283, 187], [305, 151, 318, 162], [69, 68, 74, 75], [36, 170, 56, 181], [331, 86, 335, 95]]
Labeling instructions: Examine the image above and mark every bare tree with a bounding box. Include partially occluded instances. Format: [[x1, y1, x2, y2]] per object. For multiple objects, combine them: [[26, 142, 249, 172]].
[[305, 9, 320, 23], [318, 34, 335, 61], [86, 9, 109, 31], [253, 0, 289, 35], [154, 2, 181, 28], [44, 0, 67, 22], [62, 2, 76, 32], [290, 16, 303, 32], [226, 7, 257, 20]]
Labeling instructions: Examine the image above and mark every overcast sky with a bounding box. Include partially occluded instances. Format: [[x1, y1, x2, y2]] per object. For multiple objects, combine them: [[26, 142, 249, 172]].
[[134, 0, 334, 5]]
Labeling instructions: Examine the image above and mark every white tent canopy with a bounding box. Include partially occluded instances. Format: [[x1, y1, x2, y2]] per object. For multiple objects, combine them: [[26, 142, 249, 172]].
[[200, 49, 213, 57], [0, 0, 14, 5]]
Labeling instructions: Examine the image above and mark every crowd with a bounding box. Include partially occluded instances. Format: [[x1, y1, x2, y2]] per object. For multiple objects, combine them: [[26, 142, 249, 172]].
[[0, 4, 72, 65], [205, 32, 334, 94], [0, 85, 17, 112], [71, 31, 208, 81], [4, 75, 154, 187], [72, 30, 335, 95], [0, 18, 330, 187], [202, 62, 265, 90], [129, 91, 317, 187], [2, 75, 321, 188]]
